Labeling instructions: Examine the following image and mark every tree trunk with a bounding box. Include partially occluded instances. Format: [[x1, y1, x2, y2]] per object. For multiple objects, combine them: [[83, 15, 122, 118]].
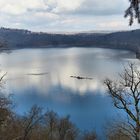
[[136, 124, 140, 140]]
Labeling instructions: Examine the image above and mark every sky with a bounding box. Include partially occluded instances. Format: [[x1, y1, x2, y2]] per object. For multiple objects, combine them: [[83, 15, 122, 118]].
[[0, 0, 139, 32]]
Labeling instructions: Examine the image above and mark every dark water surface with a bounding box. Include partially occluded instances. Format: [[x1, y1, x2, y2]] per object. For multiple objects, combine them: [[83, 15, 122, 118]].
[[0, 47, 139, 137]]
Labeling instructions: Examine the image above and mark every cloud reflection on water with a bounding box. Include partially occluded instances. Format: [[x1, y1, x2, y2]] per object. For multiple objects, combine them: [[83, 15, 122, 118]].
[[0, 48, 137, 96], [0, 47, 139, 138]]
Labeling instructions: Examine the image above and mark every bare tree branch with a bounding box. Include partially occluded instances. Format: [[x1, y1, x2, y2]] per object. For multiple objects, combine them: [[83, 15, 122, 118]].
[[104, 63, 140, 140]]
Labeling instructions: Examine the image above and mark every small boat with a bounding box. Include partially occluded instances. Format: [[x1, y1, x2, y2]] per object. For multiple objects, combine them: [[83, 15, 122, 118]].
[[70, 76, 93, 80], [27, 72, 48, 76]]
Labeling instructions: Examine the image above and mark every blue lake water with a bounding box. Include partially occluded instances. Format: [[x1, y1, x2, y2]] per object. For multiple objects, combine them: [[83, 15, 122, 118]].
[[0, 47, 139, 138]]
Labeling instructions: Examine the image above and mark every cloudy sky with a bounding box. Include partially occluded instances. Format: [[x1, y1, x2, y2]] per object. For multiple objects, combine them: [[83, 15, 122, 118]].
[[0, 0, 139, 32]]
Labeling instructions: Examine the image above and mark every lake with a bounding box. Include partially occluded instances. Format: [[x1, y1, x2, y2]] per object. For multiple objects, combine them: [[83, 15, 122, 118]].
[[0, 47, 139, 138]]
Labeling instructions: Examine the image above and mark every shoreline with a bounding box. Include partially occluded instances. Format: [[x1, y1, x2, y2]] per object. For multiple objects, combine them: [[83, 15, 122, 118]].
[[1, 45, 139, 59]]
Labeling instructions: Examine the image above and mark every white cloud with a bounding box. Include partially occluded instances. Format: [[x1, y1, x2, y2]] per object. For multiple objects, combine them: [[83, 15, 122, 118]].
[[46, 0, 84, 13], [45, 0, 129, 15], [0, 0, 46, 15], [0, 0, 138, 31], [0, 0, 128, 15]]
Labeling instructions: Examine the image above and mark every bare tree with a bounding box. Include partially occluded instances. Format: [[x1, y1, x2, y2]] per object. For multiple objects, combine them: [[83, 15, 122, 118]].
[[125, 0, 140, 25], [107, 128, 131, 140], [44, 111, 78, 140], [0, 95, 12, 127], [44, 110, 59, 140], [82, 131, 97, 140], [22, 105, 43, 140], [105, 120, 132, 140], [0, 72, 15, 140], [104, 63, 140, 140], [0, 73, 11, 127], [58, 116, 78, 140]]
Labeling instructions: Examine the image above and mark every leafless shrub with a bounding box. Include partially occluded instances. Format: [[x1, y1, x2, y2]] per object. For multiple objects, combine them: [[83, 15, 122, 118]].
[[104, 63, 140, 140]]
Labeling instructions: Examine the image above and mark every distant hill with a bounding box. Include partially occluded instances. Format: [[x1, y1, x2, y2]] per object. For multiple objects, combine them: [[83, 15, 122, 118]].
[[0, 27, 140, 53]]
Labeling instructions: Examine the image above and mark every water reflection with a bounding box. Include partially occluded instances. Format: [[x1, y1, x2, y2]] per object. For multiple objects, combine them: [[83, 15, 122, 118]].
[[12, 86, 117, 133], [0, 47, 139, 136], [0, 48, 137, 94]]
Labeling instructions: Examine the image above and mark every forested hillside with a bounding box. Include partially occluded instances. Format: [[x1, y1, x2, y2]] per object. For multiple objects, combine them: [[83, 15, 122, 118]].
[[0, 28, 140, 53]]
